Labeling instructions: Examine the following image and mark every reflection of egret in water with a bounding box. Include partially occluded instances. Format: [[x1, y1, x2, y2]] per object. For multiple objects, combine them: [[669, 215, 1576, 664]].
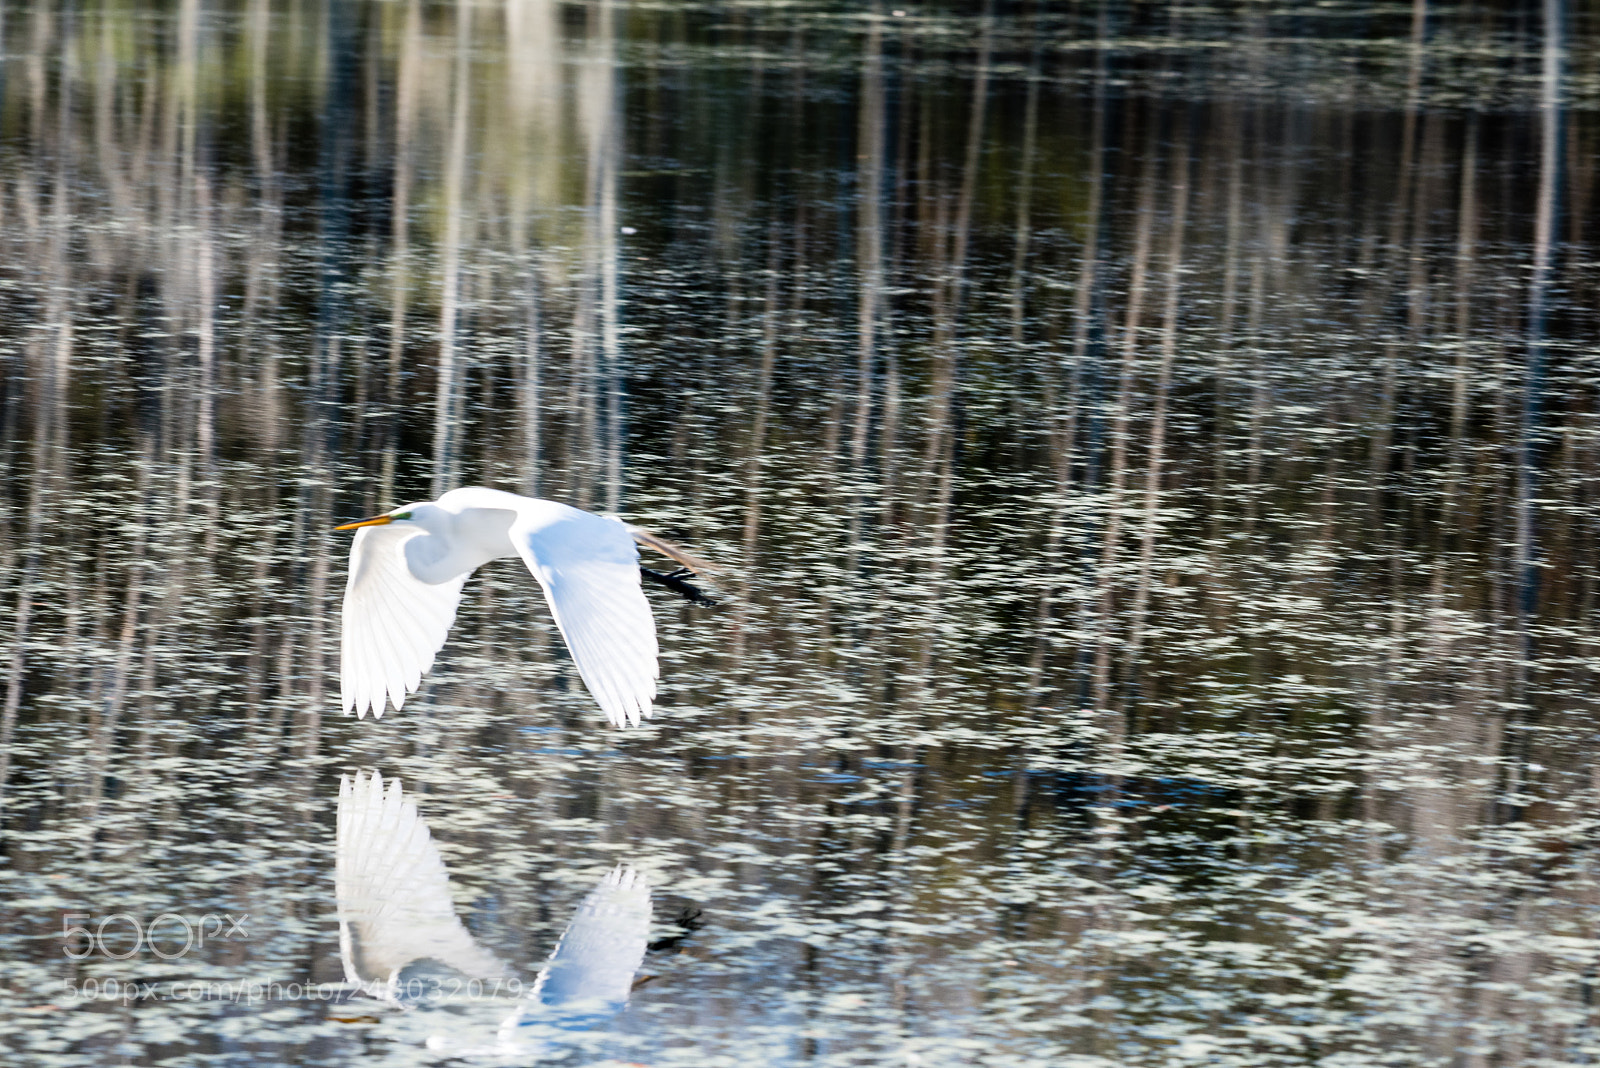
[[334, 486, 717, 727], [336, 770, 510, 1003], [426, 866, 653, 1060], [335, 769, 654, 1058]]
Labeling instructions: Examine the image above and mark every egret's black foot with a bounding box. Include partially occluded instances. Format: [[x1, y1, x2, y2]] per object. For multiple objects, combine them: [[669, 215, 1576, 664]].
[[641, 566, 719, 606]]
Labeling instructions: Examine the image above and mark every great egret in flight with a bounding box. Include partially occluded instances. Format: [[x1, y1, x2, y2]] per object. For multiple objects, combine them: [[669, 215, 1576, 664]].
[[334, 487, 714, 728]]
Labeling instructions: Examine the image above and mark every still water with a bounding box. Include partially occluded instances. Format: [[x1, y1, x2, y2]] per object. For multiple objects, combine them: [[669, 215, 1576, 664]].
[[3, 0, 1600, 1064]]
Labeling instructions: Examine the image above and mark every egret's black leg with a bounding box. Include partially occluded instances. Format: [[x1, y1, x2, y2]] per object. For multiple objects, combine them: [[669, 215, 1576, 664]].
[[641, 566, 719, 606]]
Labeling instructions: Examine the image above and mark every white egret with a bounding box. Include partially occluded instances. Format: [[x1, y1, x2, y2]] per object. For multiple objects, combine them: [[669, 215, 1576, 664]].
[[334, 486, 714, 728]]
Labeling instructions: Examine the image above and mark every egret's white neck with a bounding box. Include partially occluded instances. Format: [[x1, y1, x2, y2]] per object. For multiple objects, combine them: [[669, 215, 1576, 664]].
[[403, 503, 520, 584]]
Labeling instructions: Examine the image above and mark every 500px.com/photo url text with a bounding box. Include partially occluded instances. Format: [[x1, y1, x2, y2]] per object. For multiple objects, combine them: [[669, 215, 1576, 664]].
[[62, 977, 528, 1004]]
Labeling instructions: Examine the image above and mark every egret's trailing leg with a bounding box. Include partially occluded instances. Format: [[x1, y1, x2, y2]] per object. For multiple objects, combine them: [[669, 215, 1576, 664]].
[[640, 566, 718, 606]]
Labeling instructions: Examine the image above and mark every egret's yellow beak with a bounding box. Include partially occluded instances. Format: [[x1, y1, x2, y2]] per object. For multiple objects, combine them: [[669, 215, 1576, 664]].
[[334, 514, 395, 532]]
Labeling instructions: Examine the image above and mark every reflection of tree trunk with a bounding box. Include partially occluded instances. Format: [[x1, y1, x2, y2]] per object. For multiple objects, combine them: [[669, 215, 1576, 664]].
[[733, 238, 781, 665], [1511, 0, 1563, 710], [521, 257, 545, 497], [301, 0, 360, 759], [301, 508, 330, 762], [432, 0, 473, 497], [1030, 56, 1104, 703], [96, 9, 132, 218], [1450, 115, 1478, 488], [571, 0, 621, 510], [593, 0, 623, 513], [196, 174, 218, 555], [382, 0, 421, 504], [848, 9, 885, 576], [5, 79, 75, 814], [1206, 102, 1244, 629], [1009, 61, 1040, 341], [244, 2, 284, 728], [83, 443, 150, 828], [569, 274, 598, 509], [919, 0, 990, 623], [1368, 0, 1427, 522], [1243, 253, 1266, 534], [745, 242, 780, 562], [1089, 123, 1158, 717], [0, 456, 43, 814], [879, 31, 909, 551], [1124, 129, 1190, 685], [599, 40, 622, 515], [506, 0, 562, 502], [177, 0, 199, 197], [1428, 114, 1479, 636]]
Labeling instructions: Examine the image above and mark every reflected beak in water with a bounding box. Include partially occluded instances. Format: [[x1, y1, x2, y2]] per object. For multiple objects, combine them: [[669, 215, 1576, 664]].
[[333, 515, 395, 532]]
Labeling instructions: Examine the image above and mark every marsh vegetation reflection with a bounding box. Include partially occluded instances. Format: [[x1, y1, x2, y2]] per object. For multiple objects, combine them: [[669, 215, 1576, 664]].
[[2, 1, 1599, 1066]]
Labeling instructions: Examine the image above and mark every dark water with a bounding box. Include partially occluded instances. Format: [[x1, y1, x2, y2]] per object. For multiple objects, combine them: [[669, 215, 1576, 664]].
[[4, 1, 1600, 1064]]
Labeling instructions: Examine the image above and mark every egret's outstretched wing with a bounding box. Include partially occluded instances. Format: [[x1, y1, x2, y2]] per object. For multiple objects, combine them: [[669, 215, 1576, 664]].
[[340, 523, 468, 718], [511, 503, 659, 728], [335, 771, 508, 993]]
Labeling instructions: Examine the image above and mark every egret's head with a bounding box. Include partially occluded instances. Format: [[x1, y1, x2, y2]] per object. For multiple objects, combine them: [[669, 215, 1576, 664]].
[[333, 505, 417, 532]]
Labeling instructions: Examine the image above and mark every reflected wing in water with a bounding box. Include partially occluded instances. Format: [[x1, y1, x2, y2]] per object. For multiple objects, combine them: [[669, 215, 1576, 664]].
[[425, 865, 653, 1059], [335, 770, 508, 999], [502, 865, 652, 1036], [340, 523, 469, 719], [534, 865, 652, 1014]]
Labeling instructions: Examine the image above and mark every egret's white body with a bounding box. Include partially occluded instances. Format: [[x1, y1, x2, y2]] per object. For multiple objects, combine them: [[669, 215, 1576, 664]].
[[337, 487, 660, 728]]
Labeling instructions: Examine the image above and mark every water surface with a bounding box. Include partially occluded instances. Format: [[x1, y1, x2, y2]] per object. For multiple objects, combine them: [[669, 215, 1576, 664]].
[[3, 1, 1600, 1065]]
